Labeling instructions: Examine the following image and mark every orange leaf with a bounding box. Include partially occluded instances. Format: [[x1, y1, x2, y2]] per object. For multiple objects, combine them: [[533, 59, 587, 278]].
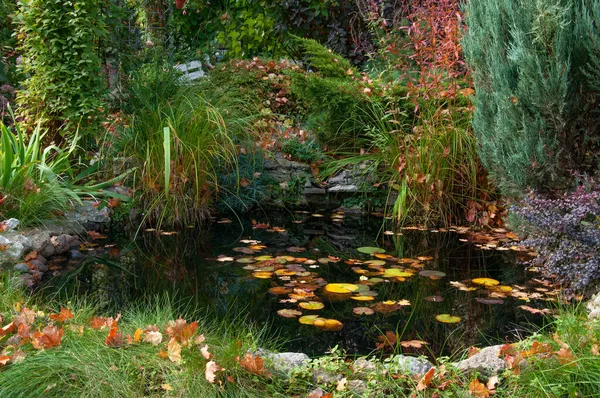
[[105, 325, 124, 348], [467, 347, 481, 358], [32, 326, 63, 349], [416, 367, 435, 391], [238, 353, 270, 376], [90, 317, 108, 330], [0, 355, 11, 367], [400, 340, 428, 349], [0, 322, 15, 336], [49, 307, 73, 323], [165, 318, 199, 346], [133, 328, 143, 343], [555, 348, 576, 365], [87, 231, 107, 240], [468, 379, 490, 397]]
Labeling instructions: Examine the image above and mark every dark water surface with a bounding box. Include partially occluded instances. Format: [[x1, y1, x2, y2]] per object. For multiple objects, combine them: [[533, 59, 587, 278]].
[[41, 212, 550, 358]]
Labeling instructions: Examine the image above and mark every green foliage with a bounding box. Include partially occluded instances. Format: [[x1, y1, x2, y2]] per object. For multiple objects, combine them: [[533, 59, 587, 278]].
[[15, 0, 108, 143], [280, 137, 325, 164], [288, 38, 377, 148], [463, 0, 600, 195]]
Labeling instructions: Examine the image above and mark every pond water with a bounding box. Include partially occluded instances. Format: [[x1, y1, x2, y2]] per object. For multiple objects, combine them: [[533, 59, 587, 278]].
[[40, 212, 553, 359]]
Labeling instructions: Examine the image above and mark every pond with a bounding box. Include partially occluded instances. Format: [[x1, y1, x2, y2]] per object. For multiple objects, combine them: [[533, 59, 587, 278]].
[[40, 211, 554, 359]]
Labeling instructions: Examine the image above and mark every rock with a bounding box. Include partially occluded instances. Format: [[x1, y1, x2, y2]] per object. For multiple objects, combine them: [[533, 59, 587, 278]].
[[69, 239, 82, 250], [328, 184, 359, 193], [1, 218, 20, 231], [386, 355, 433, 376], [70, 250, 85, 259], [13, 262, 30, 273], [66, 200, 111, 224], [30, 231, 51, 252], [348, 380, 367, 395], [353, 357, 378, 376], [311, 367, 343, 384], [51, 234, 71, 255], [588, 293, 600, 320], [28, 259, 47, 273], [451, 345, 506, 375], [39, 244, 55, 258], [0, 233, 32, 265], [254, 349, 310, 375]]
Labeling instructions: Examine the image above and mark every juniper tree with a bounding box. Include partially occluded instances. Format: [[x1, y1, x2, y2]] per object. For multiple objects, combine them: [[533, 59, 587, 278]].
[[462, 0, 600, 195]]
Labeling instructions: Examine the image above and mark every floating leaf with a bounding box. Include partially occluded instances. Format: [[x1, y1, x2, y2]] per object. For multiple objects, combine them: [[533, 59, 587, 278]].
[[450, 281, 477, 291], [419, 270, 446, 278], [382, 269, 414, 278], [476, 298, 504, 305], [324, 283, 359, 294], [350, 295, 375, 301], [252, 271, 273, 279], [277, 309, 302, 318], [424, 295, 444, 302], [299, 301, 324, 310], [365, 260, 386, 267], [299, 315, 319, 325], [357, 247, 385, 254], [472, 278, 500, 287], [435, 314, 461, 324], [254, 255, 273, 261], [236, 257, 255, 264], [216, 256, 234, 262], [233, 247, 254, 254], [268, 287, 292, 295], [353, 307, 374, 315], [400, 340, 428, 349], [313, 318, 343, 331], [518, 305, 552, 315]]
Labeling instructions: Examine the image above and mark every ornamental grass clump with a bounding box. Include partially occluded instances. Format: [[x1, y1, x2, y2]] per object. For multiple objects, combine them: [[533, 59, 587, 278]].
[[512, 186, 600, 292]]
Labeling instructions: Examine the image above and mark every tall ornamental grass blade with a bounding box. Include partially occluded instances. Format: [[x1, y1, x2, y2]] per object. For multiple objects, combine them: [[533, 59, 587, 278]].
[[163, 126, 171, 195]]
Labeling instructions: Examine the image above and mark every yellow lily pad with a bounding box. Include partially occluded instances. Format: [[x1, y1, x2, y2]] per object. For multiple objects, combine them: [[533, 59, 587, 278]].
[[299, 315, 319, 325], [351, 295, 375, 301], [277, 309, 302, 318], [313, 318, 343, 331], [324, 283, 359, 294], [472, 278, 500, 287], [383, 269, 414, 278], [299, 301, 325, 310], [435, 314, 461, 324], [252, 271, 273, 279]]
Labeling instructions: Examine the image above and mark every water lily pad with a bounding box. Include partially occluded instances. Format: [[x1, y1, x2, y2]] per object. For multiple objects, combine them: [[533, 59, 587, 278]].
[[277, 309, 302, 318], [419, 270, 446, 278], [417, 256, 433, 261], [475, 298, 505, 305], [313, 318, 343, 331], [435, 314, 461, 324], [252, 271, 273, 279], [299, 301, 324, 310], [353, 307, 375, 316], [269, 287, 291, 295], [494, 285, 513, 293], [383, 269, 414, 278], [351, 295, 375, 301], [287, 246, 306, 253], [299, 315, 319, 325], [358, 247, 386, 254], [236, 257, 256, 264], [274, 269, 296, 276], [324, 283, 359, 294], [354, 284, 372, 293], [277, 256, 296, 262], [424, 295, 444, 302], [216, 256, 234, 262], [365, 260, 387, 267], [233, 247, 254, 254], [254, 255, 273, 262], [472, 278, 500, 287]]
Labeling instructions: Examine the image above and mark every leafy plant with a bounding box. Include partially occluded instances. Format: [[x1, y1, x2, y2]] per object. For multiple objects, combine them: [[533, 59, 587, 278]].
[[511, 183, 600, 292], [280, 137, 325, 164], [14, 0, 108, 143]]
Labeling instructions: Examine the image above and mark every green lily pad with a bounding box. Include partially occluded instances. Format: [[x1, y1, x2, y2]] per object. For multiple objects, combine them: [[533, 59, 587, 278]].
[[357, 247, 386, 254], [435, 314, 461, 324]]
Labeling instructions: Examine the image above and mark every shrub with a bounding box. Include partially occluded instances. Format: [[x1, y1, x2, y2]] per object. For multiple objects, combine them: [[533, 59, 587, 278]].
[[462, 0, 600, 195], [511, 184, 600, 292], [15, 0, 108, 143]]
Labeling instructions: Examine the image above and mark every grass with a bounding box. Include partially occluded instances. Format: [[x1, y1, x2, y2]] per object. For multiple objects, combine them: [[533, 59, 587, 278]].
[[1, 270, 599, 397], [323, 93, 486, 226], [119, 76, 256, 229]]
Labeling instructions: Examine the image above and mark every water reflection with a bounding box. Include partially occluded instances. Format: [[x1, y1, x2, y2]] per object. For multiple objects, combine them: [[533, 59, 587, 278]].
[[42, 212, 548, 358]]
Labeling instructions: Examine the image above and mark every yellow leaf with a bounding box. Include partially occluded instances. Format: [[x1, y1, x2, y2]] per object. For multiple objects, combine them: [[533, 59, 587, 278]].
[[167, 338, 182, 364], [133, 328, 143, 343]]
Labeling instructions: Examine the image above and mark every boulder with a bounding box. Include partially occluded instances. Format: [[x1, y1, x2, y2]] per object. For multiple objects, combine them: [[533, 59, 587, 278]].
[[451, 345, 506, 375], [588, 293, 600, 320], [386, 355, 433, 376], [254, 349, 310, 375], [0, 233, 32, 265]]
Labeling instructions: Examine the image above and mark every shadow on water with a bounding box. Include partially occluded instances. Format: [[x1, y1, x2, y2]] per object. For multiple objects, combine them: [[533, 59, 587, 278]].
[[40, 212, 549, 358]]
